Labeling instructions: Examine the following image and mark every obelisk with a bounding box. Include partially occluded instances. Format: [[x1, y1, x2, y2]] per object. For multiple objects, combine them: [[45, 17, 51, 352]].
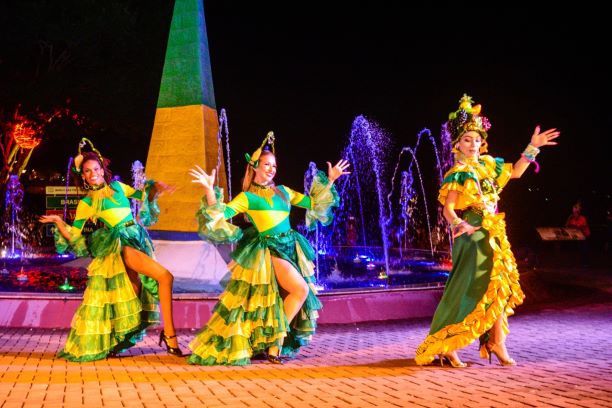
[[146, 0, 227, 234], [145, 0, 228, 289]]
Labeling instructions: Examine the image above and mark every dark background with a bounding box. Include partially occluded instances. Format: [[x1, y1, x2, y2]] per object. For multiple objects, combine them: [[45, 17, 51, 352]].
[[1, 1, 610, 249]]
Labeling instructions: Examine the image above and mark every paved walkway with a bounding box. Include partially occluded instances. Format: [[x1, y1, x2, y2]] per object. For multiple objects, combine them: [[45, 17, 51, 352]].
[[1, 257, 611, 407]]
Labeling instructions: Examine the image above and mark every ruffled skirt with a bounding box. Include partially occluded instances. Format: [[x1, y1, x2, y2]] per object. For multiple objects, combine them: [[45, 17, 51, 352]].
[[188, 228, 322, 365], [415, 211, 524, 365], [57, 223, 160, 362]]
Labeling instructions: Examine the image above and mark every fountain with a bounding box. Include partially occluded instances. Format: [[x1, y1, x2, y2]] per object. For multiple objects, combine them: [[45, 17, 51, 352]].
[[0, 112, 457, 328], [2, 175, 26, 259], [297, 116, 452, 292], [1, 112, 453, 295]]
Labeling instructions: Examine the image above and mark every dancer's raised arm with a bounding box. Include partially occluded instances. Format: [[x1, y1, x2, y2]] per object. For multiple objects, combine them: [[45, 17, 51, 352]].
[[189, 165, 217, 205], [326, 159, 351, 182]]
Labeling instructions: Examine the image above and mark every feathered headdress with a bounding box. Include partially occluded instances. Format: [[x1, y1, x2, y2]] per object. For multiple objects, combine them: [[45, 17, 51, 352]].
[[445, 94, 491, 145], [245, 131, 275, 168]]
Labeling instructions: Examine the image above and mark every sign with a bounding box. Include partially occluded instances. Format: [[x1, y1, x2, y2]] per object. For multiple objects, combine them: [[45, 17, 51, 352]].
[[46, 186, 84, 195], [43, 210, 95, 236], [536, 227, 585, 241], [45, 209, 76, 219], [46, 196, 81, 209]]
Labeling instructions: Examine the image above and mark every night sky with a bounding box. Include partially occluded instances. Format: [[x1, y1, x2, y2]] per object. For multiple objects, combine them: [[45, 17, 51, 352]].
[[1, 1, 610, 245]]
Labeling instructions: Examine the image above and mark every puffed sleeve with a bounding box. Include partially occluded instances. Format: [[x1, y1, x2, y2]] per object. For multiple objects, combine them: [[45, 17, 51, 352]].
[[302, 170, 340, 230], [196, 187, 246, 244], [492, 157, 513, 189], [437, 165, 482, 210], [53, 200, 90, 257]]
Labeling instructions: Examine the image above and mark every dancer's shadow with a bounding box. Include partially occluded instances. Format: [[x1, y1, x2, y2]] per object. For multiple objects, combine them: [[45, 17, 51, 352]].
[[354, 358, 417, 368]]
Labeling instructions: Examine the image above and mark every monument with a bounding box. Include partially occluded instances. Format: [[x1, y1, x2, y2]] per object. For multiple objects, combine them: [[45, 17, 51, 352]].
[[145, 0, 228, 289]]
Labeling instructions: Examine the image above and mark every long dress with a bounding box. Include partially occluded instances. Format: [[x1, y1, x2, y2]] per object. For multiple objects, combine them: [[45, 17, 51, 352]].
[[53, 180, 161, 362], [188, 171, 338, 365], [415, 155, 525, 365]]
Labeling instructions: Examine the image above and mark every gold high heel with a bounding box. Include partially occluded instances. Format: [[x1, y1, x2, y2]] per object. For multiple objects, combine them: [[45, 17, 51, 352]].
[[266, 354, 284, 365], [266, 347, 284, 365], [479, 343, 490, 360], [439, 353, 467, 368], [158, 330, 183, 356], [486, 343, 517, 366]]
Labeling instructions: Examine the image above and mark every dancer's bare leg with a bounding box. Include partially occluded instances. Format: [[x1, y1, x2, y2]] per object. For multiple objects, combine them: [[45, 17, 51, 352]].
[[488, 313, 512, 360], [268, 256, 309, 356], [122, 246, 178, 349]]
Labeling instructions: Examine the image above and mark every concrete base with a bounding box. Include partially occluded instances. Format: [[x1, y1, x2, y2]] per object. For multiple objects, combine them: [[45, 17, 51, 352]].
[[0, 287, 443, 328], [152, 239, 231, 292]]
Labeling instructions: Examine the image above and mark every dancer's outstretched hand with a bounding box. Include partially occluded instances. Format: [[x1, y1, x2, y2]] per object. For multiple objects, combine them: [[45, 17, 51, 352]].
[[153, 180, 177, 197], [529, 126, 560, 148], [327, 159, 351, 183], [189, 165, 216, 191], [39, 214, 63, 225]]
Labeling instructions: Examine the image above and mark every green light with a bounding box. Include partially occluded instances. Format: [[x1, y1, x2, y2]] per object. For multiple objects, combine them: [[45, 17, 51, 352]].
[[59, 277, 74, 291]]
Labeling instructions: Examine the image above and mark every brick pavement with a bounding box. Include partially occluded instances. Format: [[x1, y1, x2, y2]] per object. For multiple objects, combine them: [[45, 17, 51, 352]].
[[1, 297, 612, 408], [2, 250, 611, 408]]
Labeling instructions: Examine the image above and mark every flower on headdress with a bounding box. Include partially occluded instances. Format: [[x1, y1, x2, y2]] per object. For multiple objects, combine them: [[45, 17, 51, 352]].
[[445, 94, 491, 144]]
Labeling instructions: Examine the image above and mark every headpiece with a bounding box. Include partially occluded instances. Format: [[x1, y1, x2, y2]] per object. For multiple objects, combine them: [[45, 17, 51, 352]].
[[445, 94, 491, 145], [72, 137, 104, 175], [245, 131, 275, 168]]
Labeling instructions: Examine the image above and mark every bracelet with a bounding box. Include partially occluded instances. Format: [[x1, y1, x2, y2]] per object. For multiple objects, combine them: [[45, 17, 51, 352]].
[[521, 144, 541, 173], [450, 218, 464, 229], [522, 144, 540, 161]]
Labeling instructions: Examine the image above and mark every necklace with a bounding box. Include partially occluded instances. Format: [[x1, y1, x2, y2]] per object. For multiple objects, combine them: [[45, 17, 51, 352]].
[[89, 182, 107, 191], [88, 183, 115, 222], [249, 181, 275, 205], [251, 181, 272, 189]]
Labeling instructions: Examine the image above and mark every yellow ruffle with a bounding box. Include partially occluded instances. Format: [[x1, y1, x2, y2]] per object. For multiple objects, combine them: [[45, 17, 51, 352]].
[[437, 178, 482, 209], [227, 250, 273, 285], [295, 243, 319, 295], [189, 337, 252, 363], [415, 212, 524, 365], [437, 156, 509, 210], [204, 309, 288, 340], [222, 290, 279, 312], [204, 206, 242, 241]]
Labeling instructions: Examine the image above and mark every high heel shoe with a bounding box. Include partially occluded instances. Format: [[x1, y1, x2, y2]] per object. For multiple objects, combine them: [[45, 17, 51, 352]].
[[266, 348, 284, 365], [479, 343, 490, 360], [438, 353, 467, 368], [266, 354, 284, 365], [158, 330, 183, 356], [486, 343, 517, 366]]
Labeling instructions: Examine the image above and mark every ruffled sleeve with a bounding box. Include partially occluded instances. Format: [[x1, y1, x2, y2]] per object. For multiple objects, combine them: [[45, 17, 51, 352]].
[[53, 225, 89, 257], [304, 170, 340, 230], [196, 187, 244, 244], [53, 200, 90, 257], [493, 157, 512, 189], [437, 166, 482, 210], [137, 180, 160, 227]]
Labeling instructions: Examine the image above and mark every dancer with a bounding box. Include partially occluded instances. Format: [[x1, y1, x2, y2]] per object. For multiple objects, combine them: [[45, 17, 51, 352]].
[[187, 132, 350, 365], [415, 95, 559, 367], [39, 138, 183, 361]]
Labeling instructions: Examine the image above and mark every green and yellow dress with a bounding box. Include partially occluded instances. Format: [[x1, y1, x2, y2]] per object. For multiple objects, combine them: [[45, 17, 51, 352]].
[[53, 180, 161, 362], [188, 171, 339, 365], [415, 155, 525, 365]]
